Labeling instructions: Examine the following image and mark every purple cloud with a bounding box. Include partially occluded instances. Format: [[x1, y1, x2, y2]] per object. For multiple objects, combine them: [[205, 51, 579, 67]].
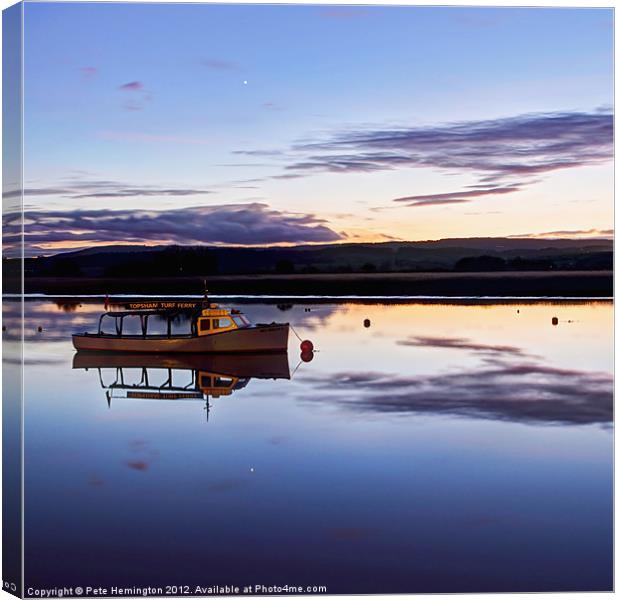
[[4, 202, 343, 255], [10, 179, 211, 200], [398, 335, 534, 357], [118, 82, 151, 110], [118, 81, 143, 91], [299, 359, 612, 426], [258, 110, 612, 207], [393, 185, 522, 207]]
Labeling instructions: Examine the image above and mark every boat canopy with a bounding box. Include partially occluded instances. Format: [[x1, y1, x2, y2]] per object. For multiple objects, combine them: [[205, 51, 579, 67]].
[[98, 304, 249, 337], [98, 310, 194, 337]]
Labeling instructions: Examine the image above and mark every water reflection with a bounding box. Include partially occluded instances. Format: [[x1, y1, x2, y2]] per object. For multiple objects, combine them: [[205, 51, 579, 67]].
[[12, 299, 613, 593], [73, 352, 290, 417], [300, 360, 612, 425], [299, 332, 612, 426]]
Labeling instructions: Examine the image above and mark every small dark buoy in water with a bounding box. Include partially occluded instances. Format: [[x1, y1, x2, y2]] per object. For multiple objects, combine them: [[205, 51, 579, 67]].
[[301, 351, 314, 363], [363, 318, 371, 328], [37, 326, 43, 332], [552, 317, 559, 326], [300, 339, 314, 353], [517, 310, 520, 314], [2, 325, 5, 332]]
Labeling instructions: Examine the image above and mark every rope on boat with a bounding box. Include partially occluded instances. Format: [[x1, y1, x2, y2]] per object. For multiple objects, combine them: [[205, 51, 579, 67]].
[[290, 359, 304, 378], [289, 324, 304, 343]]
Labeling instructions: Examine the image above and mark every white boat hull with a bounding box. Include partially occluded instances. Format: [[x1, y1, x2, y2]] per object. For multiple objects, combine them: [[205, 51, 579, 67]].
[[72, 324, 289, 353]]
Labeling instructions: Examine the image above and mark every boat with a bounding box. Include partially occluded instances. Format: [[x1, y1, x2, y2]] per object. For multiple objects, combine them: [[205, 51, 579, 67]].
[[72, 299, 289, 353], [72, 351, 290, 414], [72, 351, 291, 380]]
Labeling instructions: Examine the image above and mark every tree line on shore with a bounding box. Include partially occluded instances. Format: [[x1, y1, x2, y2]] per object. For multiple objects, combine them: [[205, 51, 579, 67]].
[[3, 238, 612, 279]]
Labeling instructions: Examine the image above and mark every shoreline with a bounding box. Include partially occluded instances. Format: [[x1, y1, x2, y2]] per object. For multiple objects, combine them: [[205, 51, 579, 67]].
[[5, 270, 613, 298]]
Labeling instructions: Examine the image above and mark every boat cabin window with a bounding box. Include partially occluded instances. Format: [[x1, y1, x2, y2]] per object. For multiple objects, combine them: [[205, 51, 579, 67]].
[[200, 374, 235, 390], [232, 315, 250, 328], [214, 376, 234, 388], [121, 315, 143, 335], [145, 314, 192, 336], [99, 314, 118, 335], [212, 317, 232, 329], [169, 314, 192, 335], [198, 316, 237, 332]]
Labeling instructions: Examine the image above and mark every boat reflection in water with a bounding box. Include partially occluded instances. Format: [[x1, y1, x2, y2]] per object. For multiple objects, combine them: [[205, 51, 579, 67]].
[[72, 351, 290, 417]]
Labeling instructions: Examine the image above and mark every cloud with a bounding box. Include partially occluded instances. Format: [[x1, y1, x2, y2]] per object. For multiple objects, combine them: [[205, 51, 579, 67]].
[[270, 110, 612, 206], [72, 188, 210, 199], [398, 335, 533, 357], [508, 229, 614, 239], [4, 202, 343, 254], [12, 178, 212, 200], [231, 149, 284, 157], [118, 81, 151, 111], [118, 81, 144, 91], [299, 360, 612, 426], [200, 58, 239, 70], [4, 187, 74, 199], [393, 185, 521, 207]]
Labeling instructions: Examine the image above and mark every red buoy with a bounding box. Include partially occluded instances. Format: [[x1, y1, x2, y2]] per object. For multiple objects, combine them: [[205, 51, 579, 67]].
[[301, 351, 314, 363], [300, 339, 314, 353]]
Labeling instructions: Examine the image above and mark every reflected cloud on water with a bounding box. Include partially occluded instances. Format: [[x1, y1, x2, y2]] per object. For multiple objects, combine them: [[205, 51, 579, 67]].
[[399, 334, 538, 357], [300, 333, 612, 426], [300, 361, 611, 425]]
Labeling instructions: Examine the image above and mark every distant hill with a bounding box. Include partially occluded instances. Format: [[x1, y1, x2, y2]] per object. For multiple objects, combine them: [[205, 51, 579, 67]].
[[4, 237, 613, 279]]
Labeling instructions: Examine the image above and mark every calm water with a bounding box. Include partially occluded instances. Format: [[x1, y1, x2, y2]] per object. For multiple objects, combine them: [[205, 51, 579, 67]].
[[4, 299, 613, 594]]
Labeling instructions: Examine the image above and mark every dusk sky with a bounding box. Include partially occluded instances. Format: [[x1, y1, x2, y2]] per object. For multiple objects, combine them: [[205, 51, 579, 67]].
[[9, 3, 615, 254]]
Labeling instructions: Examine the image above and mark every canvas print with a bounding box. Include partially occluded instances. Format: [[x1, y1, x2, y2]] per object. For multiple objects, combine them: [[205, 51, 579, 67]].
[[2, 2, 613, 597]]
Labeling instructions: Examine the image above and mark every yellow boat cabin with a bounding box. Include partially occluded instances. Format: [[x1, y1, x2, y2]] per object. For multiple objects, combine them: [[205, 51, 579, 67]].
[[196, 305, 251, 336]]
